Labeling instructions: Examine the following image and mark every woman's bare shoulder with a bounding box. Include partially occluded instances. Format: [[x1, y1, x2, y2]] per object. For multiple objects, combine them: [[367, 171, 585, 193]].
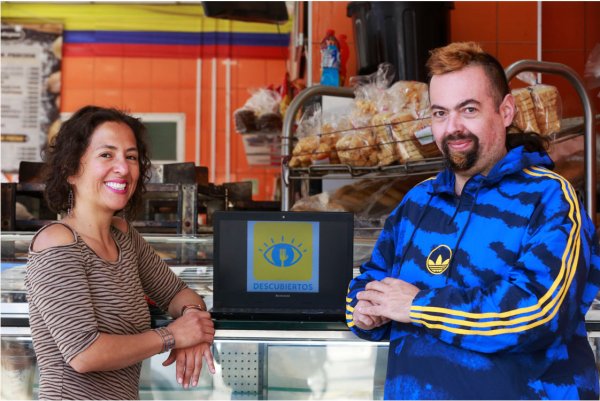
[[31, 223, 77, 252]]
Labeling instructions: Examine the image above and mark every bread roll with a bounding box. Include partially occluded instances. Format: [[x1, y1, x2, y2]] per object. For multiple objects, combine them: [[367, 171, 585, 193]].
[[311, 123, 341, 164], [372, 113, 399, 166], [336, 129, 379, 167], [289, 135, 319, 167]]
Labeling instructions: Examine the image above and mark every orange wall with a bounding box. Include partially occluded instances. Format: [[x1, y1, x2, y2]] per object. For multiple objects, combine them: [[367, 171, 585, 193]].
[[59, 2, 599, 202], [313, 1, 600, 117], [62, 56, 286, 201]]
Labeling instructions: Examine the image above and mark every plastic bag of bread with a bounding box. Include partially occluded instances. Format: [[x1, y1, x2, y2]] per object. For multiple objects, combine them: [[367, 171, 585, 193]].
[[289, 135, 318, 168], [289, 192, 347, 212], [529, 84, 562, 136], [408, 117, 439, 158], [371, 113, 397, 166], [234, 88, 281, 133], [349, 63, 396, 120], [311, 116, 344, 165], [289, 104, 321, 168], [511, 87, 540, 134], [391, 116, 439, 162], [387, 80, 431, 118], [257, 112, 282, 132], [234, 108, 257, 133], [291, 175, 433, 218], [372, 111, 417, 166], [335, 127, 379, 167]]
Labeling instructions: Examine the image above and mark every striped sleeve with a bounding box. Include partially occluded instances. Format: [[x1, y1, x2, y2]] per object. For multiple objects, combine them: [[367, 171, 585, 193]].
[[409, 167, 592, 353], [127, 225, 187, 312], [346, 211, 400, 341], [26, 246, 100, 363]]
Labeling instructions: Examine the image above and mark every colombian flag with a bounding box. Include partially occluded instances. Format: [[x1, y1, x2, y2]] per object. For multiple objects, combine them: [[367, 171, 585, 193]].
[[2, 3, 291, 59]]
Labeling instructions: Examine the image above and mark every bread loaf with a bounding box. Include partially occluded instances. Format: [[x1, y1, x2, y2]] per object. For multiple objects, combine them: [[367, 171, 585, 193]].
[[530, 84, 561, 136], [390, 115, 435, 162], [511, 88, 540, 134], [409, 118, 439, 158]]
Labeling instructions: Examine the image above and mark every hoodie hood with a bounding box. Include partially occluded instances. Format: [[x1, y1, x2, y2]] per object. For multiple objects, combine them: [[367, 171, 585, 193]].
[[431, 146, 554, 195]]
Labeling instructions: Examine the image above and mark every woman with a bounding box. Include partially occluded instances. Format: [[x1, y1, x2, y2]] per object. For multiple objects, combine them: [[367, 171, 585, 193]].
[[25, 106, 215, 400]]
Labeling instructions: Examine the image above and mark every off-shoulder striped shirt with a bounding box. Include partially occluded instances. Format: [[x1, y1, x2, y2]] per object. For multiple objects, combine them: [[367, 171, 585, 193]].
[[25, 222, 187, 400]]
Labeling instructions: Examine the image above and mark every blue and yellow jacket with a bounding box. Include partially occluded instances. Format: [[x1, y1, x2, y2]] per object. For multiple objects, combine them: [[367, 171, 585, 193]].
[[347, 146, 600, 399]]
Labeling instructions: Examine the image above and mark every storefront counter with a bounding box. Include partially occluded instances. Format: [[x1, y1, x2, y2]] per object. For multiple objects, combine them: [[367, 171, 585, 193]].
[[2, 232, 599, 400], [1, 323, 388, 400], [1, 231, 386, 400]]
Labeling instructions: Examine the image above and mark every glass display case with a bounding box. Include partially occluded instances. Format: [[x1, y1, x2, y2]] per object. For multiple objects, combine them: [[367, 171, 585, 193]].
[[1, 231, 386, 400], [3, 231, 599, 400]]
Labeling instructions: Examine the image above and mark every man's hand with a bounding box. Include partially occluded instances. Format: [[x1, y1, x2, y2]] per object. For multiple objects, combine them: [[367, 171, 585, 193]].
[[352, 299, 391, 330], [356, 278, 420, 323]]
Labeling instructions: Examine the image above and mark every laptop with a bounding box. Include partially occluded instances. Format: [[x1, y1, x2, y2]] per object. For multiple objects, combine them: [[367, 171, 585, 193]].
[[211, 211, 354, 322]]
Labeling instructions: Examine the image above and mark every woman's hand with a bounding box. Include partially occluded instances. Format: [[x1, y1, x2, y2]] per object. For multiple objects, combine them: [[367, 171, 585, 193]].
[[162, 342, 215, 388], [161, 309, 216, 388], [167, 310, 215, 349]]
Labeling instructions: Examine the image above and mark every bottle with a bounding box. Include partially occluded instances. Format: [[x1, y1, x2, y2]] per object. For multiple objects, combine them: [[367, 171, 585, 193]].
[[319, 29, 340, 86]]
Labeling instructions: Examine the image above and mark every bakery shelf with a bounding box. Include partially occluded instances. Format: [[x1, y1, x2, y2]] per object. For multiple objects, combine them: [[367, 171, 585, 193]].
[[281, 60, 597, 226], [287, 157, 444, 179]]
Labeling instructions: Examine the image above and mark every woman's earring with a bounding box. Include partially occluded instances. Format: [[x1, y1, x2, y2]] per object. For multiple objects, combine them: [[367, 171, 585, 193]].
[[67, 189, 74, 217]]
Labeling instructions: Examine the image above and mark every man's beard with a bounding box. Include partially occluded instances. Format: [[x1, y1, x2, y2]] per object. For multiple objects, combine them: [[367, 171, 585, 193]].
[[442, 132, 479, 172]]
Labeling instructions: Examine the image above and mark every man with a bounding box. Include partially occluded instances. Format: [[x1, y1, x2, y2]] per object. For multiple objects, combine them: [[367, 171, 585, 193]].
[[346, 42, 600, 399]]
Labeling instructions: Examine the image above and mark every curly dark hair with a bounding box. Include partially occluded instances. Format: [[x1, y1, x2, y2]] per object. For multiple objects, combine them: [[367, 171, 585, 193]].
[[42, 105, 151, 219]]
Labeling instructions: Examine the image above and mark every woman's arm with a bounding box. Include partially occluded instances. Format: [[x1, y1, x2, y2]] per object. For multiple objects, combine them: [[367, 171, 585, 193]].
[[69, 331, 163, 373], [69, 306, 215, 374], [167, 287, 207, 318]]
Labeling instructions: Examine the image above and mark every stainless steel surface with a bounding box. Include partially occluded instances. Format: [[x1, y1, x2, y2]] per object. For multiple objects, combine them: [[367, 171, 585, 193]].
[[505, 59, 597, 226]]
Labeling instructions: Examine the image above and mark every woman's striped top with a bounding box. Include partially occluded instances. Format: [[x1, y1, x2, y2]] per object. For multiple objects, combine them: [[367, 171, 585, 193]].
[[25, 222, 187, 400]]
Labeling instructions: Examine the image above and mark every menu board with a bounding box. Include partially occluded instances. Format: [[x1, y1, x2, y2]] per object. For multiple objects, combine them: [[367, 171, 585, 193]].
[[1, 22, 62, 174]]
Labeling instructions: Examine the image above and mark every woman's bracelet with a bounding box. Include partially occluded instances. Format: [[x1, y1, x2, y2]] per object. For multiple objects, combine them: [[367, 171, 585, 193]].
[[181, 304, 206, 316], [154, 326, 175, 353]]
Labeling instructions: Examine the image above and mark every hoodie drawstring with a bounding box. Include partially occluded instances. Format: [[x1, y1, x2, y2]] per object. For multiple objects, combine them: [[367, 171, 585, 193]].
[[392, 192, 435, 278], [446, 181, 484, 277]]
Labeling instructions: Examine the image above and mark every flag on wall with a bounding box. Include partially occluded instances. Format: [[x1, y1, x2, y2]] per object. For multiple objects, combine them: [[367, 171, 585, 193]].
[[2, 3, 291, 59]]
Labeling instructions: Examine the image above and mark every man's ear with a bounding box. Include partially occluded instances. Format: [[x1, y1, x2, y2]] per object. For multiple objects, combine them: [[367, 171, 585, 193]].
[[499, 93, 516, 128]]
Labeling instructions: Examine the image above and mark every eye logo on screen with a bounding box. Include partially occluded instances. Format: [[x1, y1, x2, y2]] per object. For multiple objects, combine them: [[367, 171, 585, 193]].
[[259, 237, 306, 268], [247, 221, 320, 293]]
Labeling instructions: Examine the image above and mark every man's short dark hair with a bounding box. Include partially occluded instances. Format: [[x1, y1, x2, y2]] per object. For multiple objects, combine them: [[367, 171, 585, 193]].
[[426, 42, 549, 153]]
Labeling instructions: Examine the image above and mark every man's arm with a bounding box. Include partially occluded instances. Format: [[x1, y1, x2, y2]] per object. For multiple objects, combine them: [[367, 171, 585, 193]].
[[346, 213, 400, 341]]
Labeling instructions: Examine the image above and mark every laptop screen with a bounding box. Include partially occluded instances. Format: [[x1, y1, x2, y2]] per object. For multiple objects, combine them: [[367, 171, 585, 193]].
[[212, 211, 354, 315]]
